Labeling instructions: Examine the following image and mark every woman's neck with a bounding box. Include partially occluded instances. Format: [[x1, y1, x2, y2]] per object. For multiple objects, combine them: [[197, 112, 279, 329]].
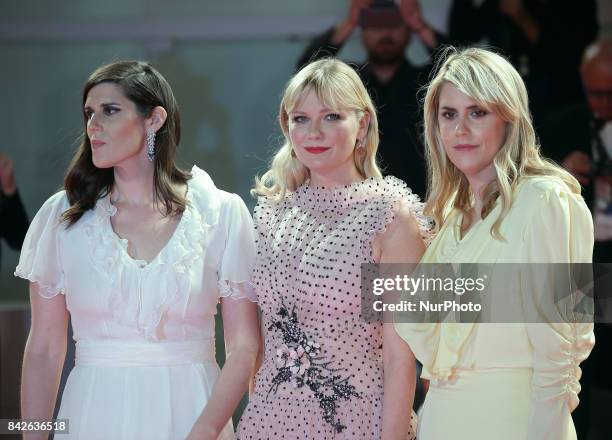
[[309, 166, 364, 188], [111, 163, 156, 207], [466, 167, 497, 217]]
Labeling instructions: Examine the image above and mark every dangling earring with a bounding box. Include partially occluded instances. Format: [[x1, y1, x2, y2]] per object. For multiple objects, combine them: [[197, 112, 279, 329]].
[[146, 129, 156, 162], [357, 139, 365, 152]]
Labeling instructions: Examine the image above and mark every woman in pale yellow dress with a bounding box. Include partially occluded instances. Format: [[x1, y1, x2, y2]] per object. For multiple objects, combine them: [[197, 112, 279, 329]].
[[395, 47, 595, 439]]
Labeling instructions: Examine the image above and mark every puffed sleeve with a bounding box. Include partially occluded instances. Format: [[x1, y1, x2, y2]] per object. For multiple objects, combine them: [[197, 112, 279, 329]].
[[14, 191, 70, 298], [252, 196, 275, 239], [362, 176, 433, 260], [217, 193, 257, 302], [520, 181, 595, 440]]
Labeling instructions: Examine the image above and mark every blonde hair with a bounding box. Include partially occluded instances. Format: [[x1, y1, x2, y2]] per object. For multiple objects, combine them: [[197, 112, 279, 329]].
[[423, 47, 580, 239], [252, 58, 382, 199]]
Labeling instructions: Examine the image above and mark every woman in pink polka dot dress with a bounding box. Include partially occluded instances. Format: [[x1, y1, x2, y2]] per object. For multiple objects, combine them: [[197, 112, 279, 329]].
[[237, 59, 430, 439]]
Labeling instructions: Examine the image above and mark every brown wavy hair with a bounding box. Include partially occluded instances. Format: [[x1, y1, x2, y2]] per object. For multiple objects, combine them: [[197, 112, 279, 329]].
[[62, 60, 190, 226]]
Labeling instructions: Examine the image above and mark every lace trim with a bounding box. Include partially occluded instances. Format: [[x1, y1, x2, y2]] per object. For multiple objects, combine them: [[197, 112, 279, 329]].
[[13, 269, 65, 298], [218, 280, 258, 302], [293, 177, 389, 210], [84, 174, 215, 341], [362, 176, 433, 261]]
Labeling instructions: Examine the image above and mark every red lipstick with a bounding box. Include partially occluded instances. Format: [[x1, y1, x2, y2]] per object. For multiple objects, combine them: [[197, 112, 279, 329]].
[[304, 147, 331, 154]]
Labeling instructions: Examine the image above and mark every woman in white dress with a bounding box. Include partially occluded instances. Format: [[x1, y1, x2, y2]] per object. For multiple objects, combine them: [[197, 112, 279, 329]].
[[16, 60, 260, 440]]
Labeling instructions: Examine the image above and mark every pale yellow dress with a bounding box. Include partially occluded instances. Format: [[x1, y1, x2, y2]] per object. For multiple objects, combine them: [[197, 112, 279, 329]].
[[395, 177, 595, 440]]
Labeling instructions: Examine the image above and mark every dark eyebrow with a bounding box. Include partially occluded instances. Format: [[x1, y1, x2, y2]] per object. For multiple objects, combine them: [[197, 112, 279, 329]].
[[289, 107, 338, 115], [439, 105, 483, 111], [84, 102, 121, 109]]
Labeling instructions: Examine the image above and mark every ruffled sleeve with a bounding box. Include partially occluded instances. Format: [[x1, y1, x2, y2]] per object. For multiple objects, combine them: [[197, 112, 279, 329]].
[[218, 193, 257, 302], [520, 180, 595, 440], [14, 191, 70, 298], [253, 195, 284, 236], [363, 176, 433, 260]]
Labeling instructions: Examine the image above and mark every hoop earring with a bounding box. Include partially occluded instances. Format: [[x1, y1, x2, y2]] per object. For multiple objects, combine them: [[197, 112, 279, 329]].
[[146, 129, 156, 162]]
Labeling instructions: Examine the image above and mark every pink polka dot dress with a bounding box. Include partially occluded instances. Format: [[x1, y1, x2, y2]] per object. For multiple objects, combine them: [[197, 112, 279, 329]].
[[237, 176, 429, 439]]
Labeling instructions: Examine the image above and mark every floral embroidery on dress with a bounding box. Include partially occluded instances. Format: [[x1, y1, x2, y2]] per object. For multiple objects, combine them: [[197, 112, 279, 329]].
[[267, 302, 361, 433]]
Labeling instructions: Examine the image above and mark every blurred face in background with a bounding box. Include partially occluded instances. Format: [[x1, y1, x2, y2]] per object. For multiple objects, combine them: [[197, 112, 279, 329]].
[[361, 25, 411, 66], [582, 61, 612, 121]]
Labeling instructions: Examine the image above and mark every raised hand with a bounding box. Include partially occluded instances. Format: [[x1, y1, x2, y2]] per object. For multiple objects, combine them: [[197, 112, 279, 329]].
[[0, 153, 17, 195], [399, 0, 438, 48], [347, 0, 375, 27], [332, 0, 374, 46], [399, 0, 426, 32]]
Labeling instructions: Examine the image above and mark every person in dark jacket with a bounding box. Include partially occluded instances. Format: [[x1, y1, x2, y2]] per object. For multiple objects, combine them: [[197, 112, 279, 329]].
[[448, 0, 598, 129], [0, 153, 28, 422], [0, 153, 28, 267], [297, 0, 443, 199]]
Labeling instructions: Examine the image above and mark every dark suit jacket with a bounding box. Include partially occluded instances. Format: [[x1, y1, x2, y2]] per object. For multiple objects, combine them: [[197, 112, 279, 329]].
[[0, 191, 29, 266]]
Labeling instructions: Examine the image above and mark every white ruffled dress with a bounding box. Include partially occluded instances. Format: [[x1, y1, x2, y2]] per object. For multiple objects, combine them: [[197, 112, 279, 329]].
[[15, 166, 256, 440]]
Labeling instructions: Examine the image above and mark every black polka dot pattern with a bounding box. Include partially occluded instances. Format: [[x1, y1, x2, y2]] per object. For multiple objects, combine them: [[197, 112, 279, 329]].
[[237, 177, 427, 439]]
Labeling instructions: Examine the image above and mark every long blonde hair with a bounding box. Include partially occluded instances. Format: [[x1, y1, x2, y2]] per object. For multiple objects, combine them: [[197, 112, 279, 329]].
[[423, 47, 580, 239], [252, 58, 382, 199]]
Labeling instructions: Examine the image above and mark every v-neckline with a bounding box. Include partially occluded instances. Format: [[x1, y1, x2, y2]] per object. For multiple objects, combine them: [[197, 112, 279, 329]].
[[106, 183, 190, 269], [454, 210, 482, 244]]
